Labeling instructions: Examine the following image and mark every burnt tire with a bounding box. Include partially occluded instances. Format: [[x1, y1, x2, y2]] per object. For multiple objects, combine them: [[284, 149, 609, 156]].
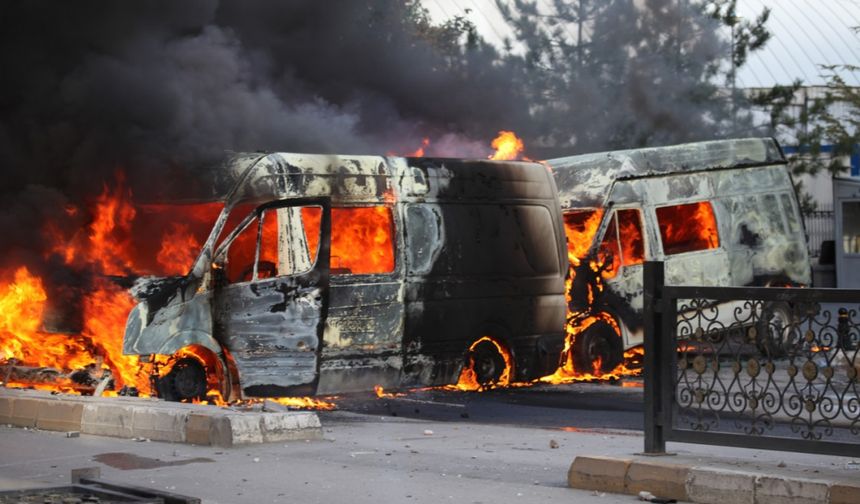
[[157, 358, 207, 402], [572, 320, 623, 374], [469, 339, 507, 387]]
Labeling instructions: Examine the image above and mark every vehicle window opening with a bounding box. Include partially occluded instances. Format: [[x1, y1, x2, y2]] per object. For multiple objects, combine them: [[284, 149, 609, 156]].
[[223, 205, 322, 283], [302, 206, 395, 275], [656, 201, 719, 255], [562, 209, 603, 265], [597, 214, 620, 278], [617, 209, 645, 266]]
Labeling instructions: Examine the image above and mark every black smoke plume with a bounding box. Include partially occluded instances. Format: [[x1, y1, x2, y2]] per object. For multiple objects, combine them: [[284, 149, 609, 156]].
[[0, 0, 527, 276]]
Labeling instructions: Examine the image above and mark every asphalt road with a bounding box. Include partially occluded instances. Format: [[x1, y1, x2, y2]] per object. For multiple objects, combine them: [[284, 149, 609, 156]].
[[326, 379, 645, 432], [0, 380, 649, 504]]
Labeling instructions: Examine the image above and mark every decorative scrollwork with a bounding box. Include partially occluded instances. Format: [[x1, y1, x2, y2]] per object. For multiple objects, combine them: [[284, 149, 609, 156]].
[[671, 295, 860, 451]]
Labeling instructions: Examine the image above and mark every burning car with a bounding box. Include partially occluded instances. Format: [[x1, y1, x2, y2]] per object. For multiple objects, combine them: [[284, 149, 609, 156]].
[[547, 138, 811, 372], [122, 153, 568, 401]]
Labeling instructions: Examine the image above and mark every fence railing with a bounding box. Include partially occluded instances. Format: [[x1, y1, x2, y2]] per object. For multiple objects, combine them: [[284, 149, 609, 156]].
[[803, 208, 834, 258], [643, 261, 860, 457]]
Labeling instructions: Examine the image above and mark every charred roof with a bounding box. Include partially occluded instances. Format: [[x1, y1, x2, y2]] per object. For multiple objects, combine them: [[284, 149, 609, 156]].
[[547, 138, 786, 208], [215, 152, 555, 206]]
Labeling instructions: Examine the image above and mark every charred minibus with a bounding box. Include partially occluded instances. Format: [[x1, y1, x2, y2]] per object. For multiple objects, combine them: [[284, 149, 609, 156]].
[[547, 138, 811, 372], [123, 153, 568, 400]]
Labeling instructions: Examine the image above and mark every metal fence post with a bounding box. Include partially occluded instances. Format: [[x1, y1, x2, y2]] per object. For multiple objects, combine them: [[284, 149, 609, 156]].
[[643, 261, 666, 454]]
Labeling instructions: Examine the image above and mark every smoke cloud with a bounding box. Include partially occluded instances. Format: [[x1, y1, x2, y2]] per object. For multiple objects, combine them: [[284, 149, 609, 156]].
[[0, 0, 750, 278], [0, 0, 531, 274]]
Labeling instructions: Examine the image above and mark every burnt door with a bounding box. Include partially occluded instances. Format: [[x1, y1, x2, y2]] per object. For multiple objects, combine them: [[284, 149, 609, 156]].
[[213, 199, 331, 397], [599, 208, 648, 344], [316, 205, 404, 394]]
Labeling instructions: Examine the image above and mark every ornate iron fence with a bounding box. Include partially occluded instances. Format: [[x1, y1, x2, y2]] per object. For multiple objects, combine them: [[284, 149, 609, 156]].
[[643, 262, 860, 457]]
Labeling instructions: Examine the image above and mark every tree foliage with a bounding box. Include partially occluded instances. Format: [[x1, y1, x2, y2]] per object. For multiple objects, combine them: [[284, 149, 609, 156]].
[[750, 63, 859, 210], [491, 0, 772, 157]]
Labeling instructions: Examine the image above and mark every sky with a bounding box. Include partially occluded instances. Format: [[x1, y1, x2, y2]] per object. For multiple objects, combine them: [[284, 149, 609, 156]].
[[426, 0, 860, 88]]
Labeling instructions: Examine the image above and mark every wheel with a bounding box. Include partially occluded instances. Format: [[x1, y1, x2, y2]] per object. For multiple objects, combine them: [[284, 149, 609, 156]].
[[470, 339, 507, 386], [572, 320, 623, 374], [459, 337, 512, 390], [157, 358, 207, 402]]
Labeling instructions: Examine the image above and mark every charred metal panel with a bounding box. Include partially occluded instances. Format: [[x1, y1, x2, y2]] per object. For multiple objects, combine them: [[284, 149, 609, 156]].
[[316, 281, 405, 395], [229, 153, 394, 205], [123, 277, 221, 357], [550, 137, 784, 208], [390, 157, 567, 385], [214, 277, 323, 393], [402, 205, 445, 275], [122, 291, 220, 357], [405, 159, 558, 202], [399, 176, 567, 385]]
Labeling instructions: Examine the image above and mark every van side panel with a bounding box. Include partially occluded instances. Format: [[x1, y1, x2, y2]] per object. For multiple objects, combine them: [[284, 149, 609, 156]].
[[316, 281, 405, 395], [398, 160, 567, 385]]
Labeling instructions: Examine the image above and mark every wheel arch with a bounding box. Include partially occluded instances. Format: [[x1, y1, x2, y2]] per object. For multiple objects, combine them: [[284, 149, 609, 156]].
[[157, 343, 233, 401]]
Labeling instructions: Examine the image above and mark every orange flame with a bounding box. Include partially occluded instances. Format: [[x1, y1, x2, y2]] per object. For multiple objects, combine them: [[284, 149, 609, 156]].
[[0, 267, 97, 372], [302, 206, 395, 275], [267, 396, 337, 410], [408, 138, 430, 157], [81, 278, 143, 391], [448, 336, 514, 391], [656, 202, 719, 255], [1, 175, 221, 396], [157, 223, 202, 276], [488, 130, 525, 160], [373, 385, 404, 398], [84, 173, 137, 275]]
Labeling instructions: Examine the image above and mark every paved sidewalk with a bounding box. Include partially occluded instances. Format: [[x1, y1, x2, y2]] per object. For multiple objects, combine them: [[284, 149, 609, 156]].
[[2, 406, 859, 503]]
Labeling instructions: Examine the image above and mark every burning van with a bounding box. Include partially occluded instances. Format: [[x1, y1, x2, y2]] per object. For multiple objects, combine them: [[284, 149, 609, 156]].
[[122, 153, 568, 400], [548, 138, 811, 372]]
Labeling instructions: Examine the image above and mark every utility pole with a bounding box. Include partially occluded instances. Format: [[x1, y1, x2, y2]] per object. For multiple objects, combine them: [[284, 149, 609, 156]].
[[577, 0, 584, 70], [729, 4, 738, 132]]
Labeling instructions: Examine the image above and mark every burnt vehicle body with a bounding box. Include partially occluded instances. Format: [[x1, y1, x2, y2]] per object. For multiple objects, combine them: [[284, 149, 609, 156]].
[[547, 138, 812, 371], [123, 153, 567, 400]]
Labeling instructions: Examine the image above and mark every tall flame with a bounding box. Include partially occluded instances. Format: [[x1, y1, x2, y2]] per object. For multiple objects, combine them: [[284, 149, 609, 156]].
[[0, 267, 97, 370], [488, 130, 525, 160], [0, 174, 214, 395]]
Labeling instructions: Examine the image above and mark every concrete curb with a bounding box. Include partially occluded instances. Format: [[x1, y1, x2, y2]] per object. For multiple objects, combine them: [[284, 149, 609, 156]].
[[569, 455, 860, 504], [0, 388, 321, 447]]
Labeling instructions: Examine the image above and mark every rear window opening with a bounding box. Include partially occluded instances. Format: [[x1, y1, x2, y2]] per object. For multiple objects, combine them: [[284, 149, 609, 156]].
[[656, 201, 719, 255]]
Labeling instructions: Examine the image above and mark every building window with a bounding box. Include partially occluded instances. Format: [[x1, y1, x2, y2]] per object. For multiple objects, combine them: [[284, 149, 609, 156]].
[[842, 201, 860, 255]]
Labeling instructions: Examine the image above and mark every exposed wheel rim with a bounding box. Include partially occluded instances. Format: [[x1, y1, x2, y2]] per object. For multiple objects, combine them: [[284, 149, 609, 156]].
[[471, 341, 506, 385], [169, 359, 207, 400], [573, 320, 622, 374]]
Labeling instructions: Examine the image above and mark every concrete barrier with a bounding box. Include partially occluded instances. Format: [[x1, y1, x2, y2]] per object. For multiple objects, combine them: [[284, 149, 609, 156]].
[[568, 454, 859, 504], [0, 388, 321, 447]]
